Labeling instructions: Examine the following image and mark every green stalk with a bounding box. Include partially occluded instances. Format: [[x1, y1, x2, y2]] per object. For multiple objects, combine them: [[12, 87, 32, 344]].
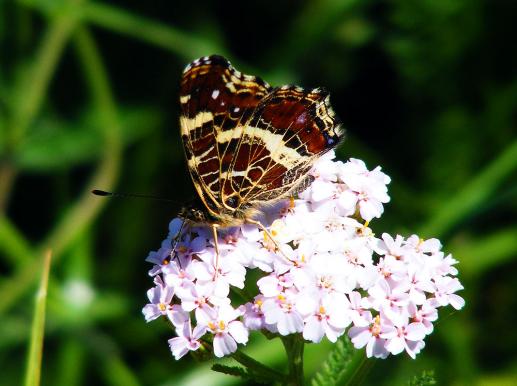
[[23, 250, 52, 386], [282, 335, 305, 386], [231, 348, 287, 383]]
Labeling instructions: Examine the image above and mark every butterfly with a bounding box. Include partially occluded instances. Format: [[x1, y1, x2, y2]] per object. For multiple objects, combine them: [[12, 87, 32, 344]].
[[178, 55, 343, 242]]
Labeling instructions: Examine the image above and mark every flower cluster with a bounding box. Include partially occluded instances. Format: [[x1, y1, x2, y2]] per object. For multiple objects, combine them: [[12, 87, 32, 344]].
[[143, 151, 464, 360]]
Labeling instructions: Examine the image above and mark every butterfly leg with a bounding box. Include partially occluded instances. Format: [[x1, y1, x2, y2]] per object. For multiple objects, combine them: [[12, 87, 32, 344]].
[[211, 223, 221, 279], [246, 218, 290, 260]]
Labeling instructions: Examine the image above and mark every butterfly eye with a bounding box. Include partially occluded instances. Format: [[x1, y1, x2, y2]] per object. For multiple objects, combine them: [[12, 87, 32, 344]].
[[225, 197, 238, 208]]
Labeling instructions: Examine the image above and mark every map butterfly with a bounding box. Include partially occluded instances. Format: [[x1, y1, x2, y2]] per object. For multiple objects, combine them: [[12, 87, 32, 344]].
[[178, 55, 344, 235]]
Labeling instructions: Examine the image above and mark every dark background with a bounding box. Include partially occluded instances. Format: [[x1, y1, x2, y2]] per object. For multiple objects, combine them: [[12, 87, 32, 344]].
[[1, 0, 516, 385]]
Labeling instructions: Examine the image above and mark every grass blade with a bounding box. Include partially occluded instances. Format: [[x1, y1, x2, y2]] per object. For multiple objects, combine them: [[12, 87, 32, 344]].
[[24, 250, 52, 386]]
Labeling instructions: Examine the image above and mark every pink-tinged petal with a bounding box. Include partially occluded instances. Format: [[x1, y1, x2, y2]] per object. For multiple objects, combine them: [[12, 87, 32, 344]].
[[325, 324, 343, 343], [147, 286, 159, 304], [168, 218, 184, 236], [168, 337, 189, 360], [213, 334, 237, 358], [224, 264, 246, 288], [213, 278, 230, 299], [349, 327, 371, 348], [280, 312, 303, 335], [190, 261, 213, 282], [262, 304, 282, 325], [380, 324, 397, 340], [217, 304, 240, 322], [190, 236, 207, 253], [257, 275, 281, 297], [385, 336, 405, 355], [296, 293, 318, 316], [366, 336, 388, 358], [241, 224, 261, 241], [406, 340, 425, 359], [303, 316, 325, 343], [359, 199, 383, 221], [192, 325, 207, 340], [310, 180, 335, 202], [405, 323, 427, 341], [449, 294, 466, 310], [228, 321, 249, 344], [350, 312, 371, 328], [142, 304, 160, 322], [337, 191, 357, 214], [167, 305, 189, 328]]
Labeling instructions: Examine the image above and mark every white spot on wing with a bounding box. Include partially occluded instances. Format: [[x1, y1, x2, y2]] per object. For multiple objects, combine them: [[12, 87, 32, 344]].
[[211, 89, 220, 99]]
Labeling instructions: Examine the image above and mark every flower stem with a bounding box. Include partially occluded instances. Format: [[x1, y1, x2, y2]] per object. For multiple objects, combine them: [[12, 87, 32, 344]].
[[231, 348, 286, 383], [282, 335, 305, 386]]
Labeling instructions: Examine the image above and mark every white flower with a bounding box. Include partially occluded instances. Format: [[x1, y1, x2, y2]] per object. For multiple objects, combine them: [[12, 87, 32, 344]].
[[431, 276, 465, 310], [145, 238, 173, 276], [380, 319, 427, 359], [298, 295, 351, 343], [337, 159, 390, 221], [143, 156, 464, 361], [257, 273, 294, 297], [406, 264, 435, 305], [348, 291, 372, 327], [406, 301, 437, 335], [168, 320, 206, 360], [206, 305, 249, 358], [310, 150, 339, 182], [142, 276, 174, 322], [162, 260, 195, 291], [377, 233, 406, 260], [176, 282, 216, 324], [191, 250, 246, 298], [367, 278, 410, 326], [348, 314, 389, 359], [262, 289, 304, 335]]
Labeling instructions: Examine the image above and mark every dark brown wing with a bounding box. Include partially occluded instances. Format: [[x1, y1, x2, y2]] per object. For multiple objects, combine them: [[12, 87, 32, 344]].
[[220, 86, 344, 210], [179, 55, 271, 218]]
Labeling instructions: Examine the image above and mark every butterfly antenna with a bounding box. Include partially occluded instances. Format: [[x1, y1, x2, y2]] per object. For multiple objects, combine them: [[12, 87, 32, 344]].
[[91, 189, 179, 204], [170, 219, 187, 268]]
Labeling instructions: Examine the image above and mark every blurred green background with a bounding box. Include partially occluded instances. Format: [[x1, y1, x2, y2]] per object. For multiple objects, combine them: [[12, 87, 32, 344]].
[[1, 0, 516, 385]]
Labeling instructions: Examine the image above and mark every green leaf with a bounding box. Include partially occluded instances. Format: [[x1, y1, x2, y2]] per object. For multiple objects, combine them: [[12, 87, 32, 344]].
[[23, 250, 52, 386], [451, 227, 517, 278], [407, 370, 436, 386], [211, 363, 277, 385], [310, 335, 354, 386], [211, 364, 251, 380]]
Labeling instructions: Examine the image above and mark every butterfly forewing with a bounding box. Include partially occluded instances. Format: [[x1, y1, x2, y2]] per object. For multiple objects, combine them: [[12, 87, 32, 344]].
[[180, 55, 271, 218]]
